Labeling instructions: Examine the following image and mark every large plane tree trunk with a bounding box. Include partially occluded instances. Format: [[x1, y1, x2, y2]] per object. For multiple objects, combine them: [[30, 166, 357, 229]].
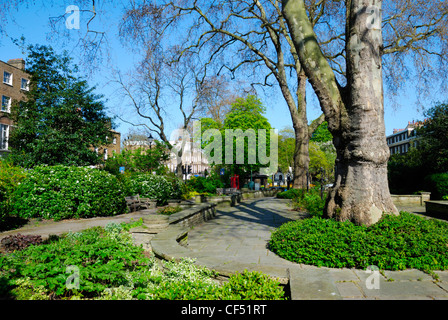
[[283, 0, 398, 226]]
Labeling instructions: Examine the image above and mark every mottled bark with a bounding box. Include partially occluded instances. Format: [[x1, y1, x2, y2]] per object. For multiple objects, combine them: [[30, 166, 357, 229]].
[[291, 71, 310, 189], [283, 0, 398, 226]]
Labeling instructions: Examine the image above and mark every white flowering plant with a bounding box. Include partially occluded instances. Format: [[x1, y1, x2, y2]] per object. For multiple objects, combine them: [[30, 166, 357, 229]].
[[122, 173, 185, 205], [9, 165, 127, 221]]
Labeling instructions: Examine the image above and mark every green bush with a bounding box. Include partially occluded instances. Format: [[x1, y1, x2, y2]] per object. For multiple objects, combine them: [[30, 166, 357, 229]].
[[157, 206, 182, 216], [0, 223, 153, 299], [424, 173, 448, 200], [218, 270, 285, 300], [269, 212, 448, 271], [122, 173, 185, 205], [277, 189, 303, 199], [0, 160, 26, 223], [186, 176, 224, 194], [9, 165, 127, 221], [290, 187, 326, 218], [0, 223, 285, 300]]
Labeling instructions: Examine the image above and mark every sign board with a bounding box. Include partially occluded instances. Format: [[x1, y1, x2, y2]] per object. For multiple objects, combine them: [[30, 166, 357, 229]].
[[220, 168, 225, 176]]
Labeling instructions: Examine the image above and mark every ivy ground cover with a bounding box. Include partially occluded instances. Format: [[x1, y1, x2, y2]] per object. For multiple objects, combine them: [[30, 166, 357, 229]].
[[269, 212, 448, 272]]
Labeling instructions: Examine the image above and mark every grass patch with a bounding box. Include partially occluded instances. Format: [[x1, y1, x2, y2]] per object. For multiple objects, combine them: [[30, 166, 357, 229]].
[[269, 212, 448, 272]]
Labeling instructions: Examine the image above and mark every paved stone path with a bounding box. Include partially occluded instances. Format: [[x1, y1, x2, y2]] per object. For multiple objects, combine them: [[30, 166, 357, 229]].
[[186, 197, 448, 300]]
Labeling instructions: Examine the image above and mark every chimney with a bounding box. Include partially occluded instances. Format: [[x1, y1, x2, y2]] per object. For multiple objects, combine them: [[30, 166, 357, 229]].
[[7, 58, 25, 70]]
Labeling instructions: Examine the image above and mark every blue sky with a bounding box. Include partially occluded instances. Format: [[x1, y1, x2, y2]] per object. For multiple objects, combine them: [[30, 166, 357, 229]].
[[0, 2, 428, 139]]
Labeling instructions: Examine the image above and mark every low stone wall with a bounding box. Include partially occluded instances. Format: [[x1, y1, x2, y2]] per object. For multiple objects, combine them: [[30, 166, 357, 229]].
[[150, 203, 217, 262], [168, 203, 217, 229], [425, 201, 448, 216], [391, 192, 431, 206]]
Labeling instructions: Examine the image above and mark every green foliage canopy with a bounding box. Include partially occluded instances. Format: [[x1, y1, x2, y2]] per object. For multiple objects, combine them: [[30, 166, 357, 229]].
[[222, 95, 273, 176], [9, 45, 113, 167], [104, 141, 170, 176]]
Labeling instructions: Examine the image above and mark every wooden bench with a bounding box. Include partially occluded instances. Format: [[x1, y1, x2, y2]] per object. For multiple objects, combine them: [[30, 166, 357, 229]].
[[125, 195, 157, 212]]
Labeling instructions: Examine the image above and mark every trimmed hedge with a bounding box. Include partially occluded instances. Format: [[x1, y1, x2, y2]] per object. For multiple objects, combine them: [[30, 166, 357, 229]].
[[9, 166, 127, 221]]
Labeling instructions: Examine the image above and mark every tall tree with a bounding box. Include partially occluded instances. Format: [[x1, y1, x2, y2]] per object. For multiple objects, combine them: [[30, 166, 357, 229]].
[[199, 95, 273, 178], [278, 126, 295, 173], [119, 0, 330, 189], [9, 45, 113, 167], [282, 0, 399, 225], [118, 0, 448, 193], [416, 102, 448, 173], [113, 47, 208, 178]]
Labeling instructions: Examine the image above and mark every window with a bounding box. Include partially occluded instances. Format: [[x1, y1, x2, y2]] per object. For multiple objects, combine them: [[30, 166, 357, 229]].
[[113, 137, 117, 145], [0, 124, 9, 150], [1, 96, 11, 112], [21, 78, 29, 91], [3, 71, 12, 85]]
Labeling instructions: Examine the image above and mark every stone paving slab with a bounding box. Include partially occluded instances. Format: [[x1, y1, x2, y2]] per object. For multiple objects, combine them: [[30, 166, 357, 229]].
[[288, 268, 341, 300]]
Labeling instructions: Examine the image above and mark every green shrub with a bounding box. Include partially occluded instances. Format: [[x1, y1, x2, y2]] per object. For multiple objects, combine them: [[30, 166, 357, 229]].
[[0, 224, 285, 300], [277, 189, 303, 199], [157, 206, 182, 216], [0, 223, 154, 299], [290, 187, 326, 217], [9, 165, 127, 221], [186, 176, 224, 194], [122, 173, 185, 205], [424, 173, 448, 200], [0, 160, 26, 223], [269, 212, 448, 271], [219, 270, 285, 300]]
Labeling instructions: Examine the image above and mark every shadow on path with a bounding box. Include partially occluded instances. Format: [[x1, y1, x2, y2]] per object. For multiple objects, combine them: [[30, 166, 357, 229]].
[[215, 197, 307, 228]]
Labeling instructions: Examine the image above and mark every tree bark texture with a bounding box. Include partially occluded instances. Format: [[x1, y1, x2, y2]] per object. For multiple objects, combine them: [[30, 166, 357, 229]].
[[291, 71, 310, 189], [283, 0, 398, 226]]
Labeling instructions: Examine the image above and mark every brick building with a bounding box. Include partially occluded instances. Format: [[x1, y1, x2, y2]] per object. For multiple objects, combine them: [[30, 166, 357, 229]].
[[0, 58, 30, 157], [386, 120, 426, 156], [0, 58, 120, 160]]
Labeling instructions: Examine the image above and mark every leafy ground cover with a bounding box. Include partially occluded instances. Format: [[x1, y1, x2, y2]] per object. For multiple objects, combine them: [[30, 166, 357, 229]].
[[0, 221, 285, 300], [269, 212, 448, 273]]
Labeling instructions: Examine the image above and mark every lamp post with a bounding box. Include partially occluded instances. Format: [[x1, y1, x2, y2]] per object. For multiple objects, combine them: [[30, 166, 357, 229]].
[[148, 133, 154, 173], [147, 133, 154, 148]]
